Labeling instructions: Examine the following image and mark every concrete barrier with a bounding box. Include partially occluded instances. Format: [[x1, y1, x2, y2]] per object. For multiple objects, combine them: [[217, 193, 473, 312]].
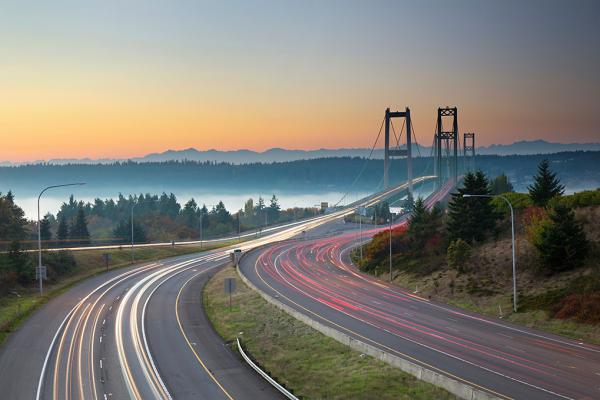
[[236, 261, 500, 400]]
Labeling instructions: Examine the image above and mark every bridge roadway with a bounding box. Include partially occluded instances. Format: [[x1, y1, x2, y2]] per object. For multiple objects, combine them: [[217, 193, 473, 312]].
[[0, 177, 431, 400], [239, 190, 600, 400]]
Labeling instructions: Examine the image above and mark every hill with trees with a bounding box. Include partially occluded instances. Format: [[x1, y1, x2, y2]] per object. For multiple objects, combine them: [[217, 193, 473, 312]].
[[1, 151, 600, 199], [357, 160, 600, 341]]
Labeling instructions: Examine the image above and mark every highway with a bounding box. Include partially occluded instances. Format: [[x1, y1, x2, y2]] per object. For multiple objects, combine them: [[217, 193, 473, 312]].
[[0, 178, 432, 399], [239, 192, 600, 399]]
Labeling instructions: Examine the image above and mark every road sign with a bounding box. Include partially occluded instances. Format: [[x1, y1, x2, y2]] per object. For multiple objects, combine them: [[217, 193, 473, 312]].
[[36, 266, 47, 280]]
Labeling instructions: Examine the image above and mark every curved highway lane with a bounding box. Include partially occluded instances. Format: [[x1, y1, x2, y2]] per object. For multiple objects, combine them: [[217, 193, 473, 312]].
[[0, 177, 433, 400], [240, 213, 600, 399]]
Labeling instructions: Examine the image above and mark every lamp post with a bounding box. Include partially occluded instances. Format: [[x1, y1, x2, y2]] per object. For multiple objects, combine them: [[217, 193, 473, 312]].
[[463, 193, 517, 312], [388, 217, 392, 282], [199, 212, 203, 249], [37, 183, 85, 295], [359, 212, 363, 263]]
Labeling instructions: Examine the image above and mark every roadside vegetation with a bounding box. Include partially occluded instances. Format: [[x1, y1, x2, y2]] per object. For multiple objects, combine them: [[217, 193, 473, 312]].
[[357, 160, 600, 344], [0, 243, 224, 346], [0, 187, 315, 346], [204, 266, 455, 400], [11, 192, 319, 251]]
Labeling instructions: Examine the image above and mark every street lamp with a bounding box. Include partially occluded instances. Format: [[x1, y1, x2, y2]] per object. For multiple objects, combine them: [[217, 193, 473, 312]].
[[131, 198, 159, 264], [37, 183, 85, 295], [388, 217, 392, 282], [463, 193, 518, 312]]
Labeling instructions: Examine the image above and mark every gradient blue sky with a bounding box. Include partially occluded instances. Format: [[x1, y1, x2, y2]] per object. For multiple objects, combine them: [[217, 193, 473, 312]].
[[1, 0, 599, 161]]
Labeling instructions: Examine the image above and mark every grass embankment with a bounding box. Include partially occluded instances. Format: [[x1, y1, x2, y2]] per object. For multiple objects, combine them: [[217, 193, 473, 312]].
[[384, 206, 600, 345], [0, 242, 229, 346], [204, 265, 455, 400]]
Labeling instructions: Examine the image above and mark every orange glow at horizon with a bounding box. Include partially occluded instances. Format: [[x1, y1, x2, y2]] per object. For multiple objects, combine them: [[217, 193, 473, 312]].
[[1, 2, 598, 162]]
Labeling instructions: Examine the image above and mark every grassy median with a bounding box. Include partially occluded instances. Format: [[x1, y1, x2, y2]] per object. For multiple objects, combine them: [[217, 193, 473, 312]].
[[203, 265, 455, 400], [0, 242, 231, 346]]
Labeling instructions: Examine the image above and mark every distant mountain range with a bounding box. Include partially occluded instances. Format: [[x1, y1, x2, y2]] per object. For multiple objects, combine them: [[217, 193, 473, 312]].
[[2, 140, 599, 166]]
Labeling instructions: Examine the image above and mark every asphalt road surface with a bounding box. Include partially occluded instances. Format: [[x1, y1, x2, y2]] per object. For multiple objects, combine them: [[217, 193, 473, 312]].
[[239, 212, 600, 400], [0, 176, 441, 400], [0, 249, 282, 400]]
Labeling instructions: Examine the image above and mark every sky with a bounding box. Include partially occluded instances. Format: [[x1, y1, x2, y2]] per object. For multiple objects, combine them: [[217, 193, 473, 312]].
[[1, 0, 599, 162]]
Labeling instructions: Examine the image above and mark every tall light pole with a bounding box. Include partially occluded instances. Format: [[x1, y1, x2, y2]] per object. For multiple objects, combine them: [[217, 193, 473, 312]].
[[359, 212, 363, 263], [37, 183, 85, 295], [463, 194, 517, 312], [199, 212, 203, 249], [388, 217, 392, 282]]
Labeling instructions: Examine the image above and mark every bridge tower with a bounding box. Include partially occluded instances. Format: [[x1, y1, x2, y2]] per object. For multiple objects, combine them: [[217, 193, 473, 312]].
[[383, 107, 413, 195], [434, 107, 458, 187], [463, 132, 475, 172]]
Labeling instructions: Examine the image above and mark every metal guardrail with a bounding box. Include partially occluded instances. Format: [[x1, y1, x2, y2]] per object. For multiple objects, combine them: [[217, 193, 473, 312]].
[[236, 338, 298, 400]]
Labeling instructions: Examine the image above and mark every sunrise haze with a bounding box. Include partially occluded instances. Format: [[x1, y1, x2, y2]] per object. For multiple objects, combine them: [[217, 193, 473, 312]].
[[1, 0, 599, 162]]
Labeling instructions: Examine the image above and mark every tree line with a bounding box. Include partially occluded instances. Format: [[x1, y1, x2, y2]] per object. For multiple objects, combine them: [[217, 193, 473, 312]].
[[3, 151, 600, 197], [360, 159, 591, 278], [35, 193, 319, 247]]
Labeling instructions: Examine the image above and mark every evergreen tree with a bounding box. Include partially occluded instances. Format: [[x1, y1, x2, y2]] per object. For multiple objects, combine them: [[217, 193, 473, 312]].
[[113, 218, 147, 243], [7, 240, 34, 285], [447, 171, 498, 243], [212, 201, 232, 225], [534, 204, 588, 273], [57, 214, 69, 241], [268, 195, 281, 222], [0, 191, 28, 241], [40, 215, 52, 243], [198, 204, 209, 229], [528, 159, 564, 206], [69, 206, 90, 245], [407, 197, 430, 247], [243, 198, 254, 218], [255, 196, 266, 225], [489, 173, 514, 195], [181, 198, 198, 228]]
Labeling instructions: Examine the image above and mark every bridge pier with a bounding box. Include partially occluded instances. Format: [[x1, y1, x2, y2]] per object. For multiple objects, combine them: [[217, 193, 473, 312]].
[[383, 107, 413, 195], [434, 107, 459, 187]]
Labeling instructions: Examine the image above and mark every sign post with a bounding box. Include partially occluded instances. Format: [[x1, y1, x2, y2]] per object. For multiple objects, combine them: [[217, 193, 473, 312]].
[[35, 266, 47, 281], [224, 277, 236, 311], [102, 253, 112, 272]]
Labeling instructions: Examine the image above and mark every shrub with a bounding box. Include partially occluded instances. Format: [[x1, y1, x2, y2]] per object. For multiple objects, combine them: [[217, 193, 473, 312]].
[[447, 239, 472, 273], [553, 293, 600, 324], [43, 251, 77, 278]]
